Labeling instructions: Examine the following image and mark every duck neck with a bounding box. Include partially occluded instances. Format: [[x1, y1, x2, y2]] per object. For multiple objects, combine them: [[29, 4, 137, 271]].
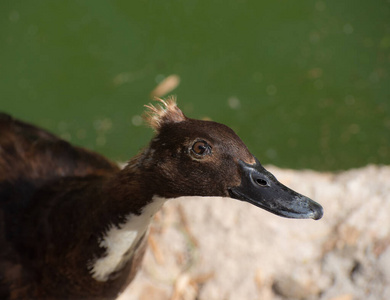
[[87, 165, 167, 282]]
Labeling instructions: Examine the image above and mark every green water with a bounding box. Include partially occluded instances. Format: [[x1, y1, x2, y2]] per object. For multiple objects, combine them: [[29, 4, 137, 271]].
[[1, 0, 389, 171]]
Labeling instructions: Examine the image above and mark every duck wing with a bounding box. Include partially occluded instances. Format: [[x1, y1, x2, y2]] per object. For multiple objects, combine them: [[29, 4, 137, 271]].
[[0, 113, 119, 299], [0, 113, 119, 182]]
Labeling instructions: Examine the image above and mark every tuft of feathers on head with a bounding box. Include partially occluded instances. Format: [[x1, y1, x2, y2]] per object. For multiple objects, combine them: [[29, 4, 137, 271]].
[[143, 96, 186, 132]]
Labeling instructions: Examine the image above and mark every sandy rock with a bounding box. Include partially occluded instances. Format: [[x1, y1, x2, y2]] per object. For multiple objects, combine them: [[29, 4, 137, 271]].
[[118, 165, 390, 300]]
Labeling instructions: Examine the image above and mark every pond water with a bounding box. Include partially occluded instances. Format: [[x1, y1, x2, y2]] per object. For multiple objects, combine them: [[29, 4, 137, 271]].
[[1, 0, 389, 171]]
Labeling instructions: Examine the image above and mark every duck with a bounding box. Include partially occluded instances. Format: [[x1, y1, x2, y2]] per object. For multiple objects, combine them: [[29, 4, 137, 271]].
[[0, 97, 323, 300]]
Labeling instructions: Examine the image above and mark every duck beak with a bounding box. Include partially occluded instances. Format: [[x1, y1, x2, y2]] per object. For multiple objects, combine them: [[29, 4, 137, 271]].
[[228, 158, 323, 220]]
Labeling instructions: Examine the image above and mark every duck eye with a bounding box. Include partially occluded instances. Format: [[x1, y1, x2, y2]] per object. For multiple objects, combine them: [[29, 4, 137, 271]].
[[191, 141, 210, 156]]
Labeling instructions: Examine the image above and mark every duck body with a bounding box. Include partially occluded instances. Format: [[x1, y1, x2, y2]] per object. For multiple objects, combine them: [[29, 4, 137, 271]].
[[0, 98, 323, 299], [0, 113, 140, 299]]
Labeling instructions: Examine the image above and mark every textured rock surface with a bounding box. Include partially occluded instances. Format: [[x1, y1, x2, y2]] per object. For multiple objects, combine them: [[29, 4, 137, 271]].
[[118, 165, 390, 300]]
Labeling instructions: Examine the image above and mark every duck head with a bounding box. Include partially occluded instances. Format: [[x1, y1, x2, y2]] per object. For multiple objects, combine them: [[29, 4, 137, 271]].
[[139, 97, 323, 220]]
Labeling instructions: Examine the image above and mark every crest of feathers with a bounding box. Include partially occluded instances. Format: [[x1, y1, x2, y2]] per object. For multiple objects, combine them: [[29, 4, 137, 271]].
[[143, 96, 186, 131]]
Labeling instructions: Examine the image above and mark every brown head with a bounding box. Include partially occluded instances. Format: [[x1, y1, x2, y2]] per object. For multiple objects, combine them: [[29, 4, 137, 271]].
[[138, 97, 323, 220]]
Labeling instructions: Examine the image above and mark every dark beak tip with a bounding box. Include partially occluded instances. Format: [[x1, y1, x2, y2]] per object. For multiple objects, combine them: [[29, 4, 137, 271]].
[[311, 203, 324, 220]]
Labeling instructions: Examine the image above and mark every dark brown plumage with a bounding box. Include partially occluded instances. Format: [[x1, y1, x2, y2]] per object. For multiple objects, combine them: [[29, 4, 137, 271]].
[[0, 98, 323, 299]]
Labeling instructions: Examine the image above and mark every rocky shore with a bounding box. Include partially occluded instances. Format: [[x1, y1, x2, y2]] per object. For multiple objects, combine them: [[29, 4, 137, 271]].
[[119, 165, 390, 300]]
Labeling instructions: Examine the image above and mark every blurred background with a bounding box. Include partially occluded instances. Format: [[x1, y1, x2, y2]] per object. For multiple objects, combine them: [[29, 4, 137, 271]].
[[1, 0, 389, 171]]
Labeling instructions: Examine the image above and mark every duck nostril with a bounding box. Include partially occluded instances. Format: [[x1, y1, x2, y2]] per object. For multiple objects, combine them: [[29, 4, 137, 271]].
[[255, 178, 268, 187]]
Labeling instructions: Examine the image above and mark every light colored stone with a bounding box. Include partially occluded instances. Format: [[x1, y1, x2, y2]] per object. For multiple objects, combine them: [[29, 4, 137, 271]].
[[118, 165, 390, 300]]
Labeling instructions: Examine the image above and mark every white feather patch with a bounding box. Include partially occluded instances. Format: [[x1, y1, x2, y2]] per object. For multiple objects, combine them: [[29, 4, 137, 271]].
[[90, 196, 166, 281]]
